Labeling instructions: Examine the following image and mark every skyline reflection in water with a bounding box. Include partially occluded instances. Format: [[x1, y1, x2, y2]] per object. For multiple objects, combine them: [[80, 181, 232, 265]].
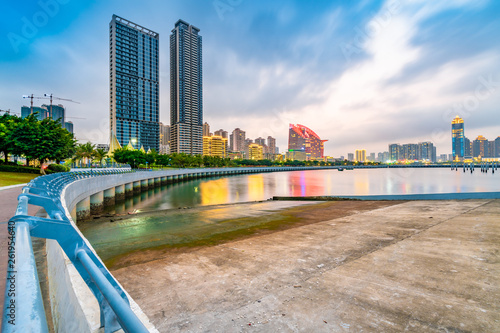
[[101, 168, 498, 214]]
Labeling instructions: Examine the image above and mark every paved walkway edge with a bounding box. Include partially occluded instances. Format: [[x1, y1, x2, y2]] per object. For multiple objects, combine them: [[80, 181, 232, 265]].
[[0, 183, 27, 192], [274, 191, 500, 201]]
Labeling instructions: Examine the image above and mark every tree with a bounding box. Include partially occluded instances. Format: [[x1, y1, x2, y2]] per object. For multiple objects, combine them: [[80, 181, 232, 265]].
[[145, 150, 158, 165], [0, 113, 21, 163], [10, 115, 76, 174], [75, 142, 95, 167], [156, 154, 171, 166], [93, 148, 107, 167], [113, 148, 146, 168]]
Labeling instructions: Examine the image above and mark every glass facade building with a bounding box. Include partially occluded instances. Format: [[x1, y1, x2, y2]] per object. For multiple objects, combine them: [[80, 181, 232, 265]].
[[451, 115, 464, 160], [170, 20, 203, 155], [109, 15, 159, 151]]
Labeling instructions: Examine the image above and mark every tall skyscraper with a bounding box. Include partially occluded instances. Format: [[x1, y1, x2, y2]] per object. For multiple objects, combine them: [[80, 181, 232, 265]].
[[170, 19, 203, 155], [451, 115, 464, 161], [110, 15, 159, 151]]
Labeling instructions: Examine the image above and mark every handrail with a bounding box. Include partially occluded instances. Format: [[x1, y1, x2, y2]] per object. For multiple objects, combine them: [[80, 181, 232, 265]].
[[2, 165, 343, 332], [2, 167, 139, 333], [2, 222, 48, 333]]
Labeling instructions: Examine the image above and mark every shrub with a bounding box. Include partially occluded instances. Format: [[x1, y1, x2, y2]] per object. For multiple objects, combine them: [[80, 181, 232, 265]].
[[0, 164, 41, 174], [47, 164, 70, 173]]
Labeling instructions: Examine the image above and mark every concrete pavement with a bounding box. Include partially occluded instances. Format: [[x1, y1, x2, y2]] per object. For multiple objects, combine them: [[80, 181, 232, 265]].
[[113, 199, 500, 332]]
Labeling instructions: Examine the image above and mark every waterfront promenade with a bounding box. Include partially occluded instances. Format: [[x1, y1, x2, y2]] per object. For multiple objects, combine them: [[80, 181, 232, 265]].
[[112, 199, 499, 332]]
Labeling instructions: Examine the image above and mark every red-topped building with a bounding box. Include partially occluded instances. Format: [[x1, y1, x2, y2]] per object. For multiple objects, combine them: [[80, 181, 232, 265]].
[[288, 124, 327, 159]]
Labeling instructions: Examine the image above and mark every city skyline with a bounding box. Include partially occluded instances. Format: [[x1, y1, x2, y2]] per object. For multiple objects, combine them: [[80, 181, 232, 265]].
[[1, 1, 500, 157]]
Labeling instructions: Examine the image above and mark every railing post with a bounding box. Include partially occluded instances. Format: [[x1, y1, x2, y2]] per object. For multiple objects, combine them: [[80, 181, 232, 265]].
[[76, 250, 148, 333]]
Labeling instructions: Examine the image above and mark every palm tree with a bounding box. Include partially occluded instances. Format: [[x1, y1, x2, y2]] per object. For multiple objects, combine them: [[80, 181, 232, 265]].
[[93, 148, 107, 167], [74, 142, 95, 167]]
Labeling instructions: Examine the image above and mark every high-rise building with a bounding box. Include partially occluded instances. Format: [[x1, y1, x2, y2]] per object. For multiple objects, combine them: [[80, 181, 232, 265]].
[[230, 128, 246, 152], [451, 115, 464, 161], [109, 15, 159, 151], [248, 143, 263, 160], [464, 137, 472, 157], [495, 137, 500, 158], [388, 144, 400, 161], [22, 105, 48, 120], [347, 153, 354, 161], [418, 142, 435, 162], [402, 144, 418, 160], [472, 135, 489, 158], [288, 124, 327, 159], [21, 104, 73, 133], [64, 121, 74, 134], [203, 135, 227, 158], [267, 136, 276, 154], [159, 122, 171, 154], [255, 137, 266, 146], [159, 122, 170, 146], [214, 129, 228, 138], [355, 149, 366, 162], [203, 122, 210, 137], [170, 19, 203, 155]]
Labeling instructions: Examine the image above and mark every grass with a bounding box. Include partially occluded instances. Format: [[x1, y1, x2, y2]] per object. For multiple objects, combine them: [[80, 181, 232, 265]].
[[0, 171, 39, 187]]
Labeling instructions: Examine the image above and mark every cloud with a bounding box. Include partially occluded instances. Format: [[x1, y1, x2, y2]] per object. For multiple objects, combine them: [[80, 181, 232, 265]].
[[209, 0, 500, 156]]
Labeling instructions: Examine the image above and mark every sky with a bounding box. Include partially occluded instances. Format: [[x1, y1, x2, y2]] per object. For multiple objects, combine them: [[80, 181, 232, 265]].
[[1, 0, 499, 157]]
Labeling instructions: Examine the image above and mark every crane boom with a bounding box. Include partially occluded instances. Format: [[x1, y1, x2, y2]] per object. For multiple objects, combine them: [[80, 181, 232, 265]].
[[22, 94, 81, 120]]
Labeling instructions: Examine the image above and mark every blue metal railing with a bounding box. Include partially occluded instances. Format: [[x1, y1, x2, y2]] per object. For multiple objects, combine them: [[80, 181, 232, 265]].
[[2, 167, 148, 333], [2, 165, 355, 332]]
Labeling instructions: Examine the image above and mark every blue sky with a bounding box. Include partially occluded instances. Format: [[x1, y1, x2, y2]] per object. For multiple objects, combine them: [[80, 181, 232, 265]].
[[1, 0, 499, 157]]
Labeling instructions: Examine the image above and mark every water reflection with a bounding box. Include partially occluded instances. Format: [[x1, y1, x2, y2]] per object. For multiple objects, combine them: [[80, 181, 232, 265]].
[[247, 174, 264, 201], [200, 178, 229, 205], [98, 169, 498, 215]]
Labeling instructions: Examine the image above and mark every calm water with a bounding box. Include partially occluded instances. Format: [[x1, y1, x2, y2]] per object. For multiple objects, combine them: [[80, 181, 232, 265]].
[[102, 168, 499, 214], [80, 168, 498, 266]]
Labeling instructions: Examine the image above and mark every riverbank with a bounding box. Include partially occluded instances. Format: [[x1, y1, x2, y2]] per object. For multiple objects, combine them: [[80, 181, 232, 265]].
[[80, 200, 397, 270], [111, 199, 499, 332]]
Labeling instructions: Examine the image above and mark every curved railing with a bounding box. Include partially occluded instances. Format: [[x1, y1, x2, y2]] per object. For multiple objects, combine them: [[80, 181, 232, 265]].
[[2, 165, 337, 332], [2, 168, 150, 333]]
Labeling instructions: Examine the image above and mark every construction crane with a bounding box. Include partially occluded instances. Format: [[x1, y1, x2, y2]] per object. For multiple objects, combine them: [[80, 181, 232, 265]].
[[44, 94, 80, 123], [22, 94, 80, 120]]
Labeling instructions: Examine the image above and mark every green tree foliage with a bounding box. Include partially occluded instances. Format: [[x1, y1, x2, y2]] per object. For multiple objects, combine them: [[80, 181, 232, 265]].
[[113, 148, 147, 168], [0, 113, 21, 163], [9, 114, 76, 174], [93, 148, 107, 166]]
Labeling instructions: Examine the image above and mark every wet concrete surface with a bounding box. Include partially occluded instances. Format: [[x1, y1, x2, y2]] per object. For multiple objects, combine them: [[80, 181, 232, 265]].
[[112, 199, 500, 332]]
